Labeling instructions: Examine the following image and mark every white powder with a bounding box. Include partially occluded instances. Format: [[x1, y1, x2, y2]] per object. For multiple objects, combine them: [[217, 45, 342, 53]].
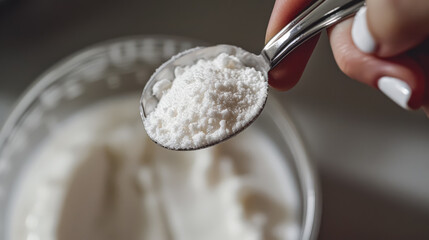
[[144, 53, 268, 149]]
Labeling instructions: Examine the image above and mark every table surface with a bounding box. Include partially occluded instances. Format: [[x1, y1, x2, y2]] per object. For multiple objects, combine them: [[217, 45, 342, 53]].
[[1, 0, 428, 239]]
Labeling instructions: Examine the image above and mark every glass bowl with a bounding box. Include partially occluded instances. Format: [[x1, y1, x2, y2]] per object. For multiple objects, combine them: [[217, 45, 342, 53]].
[[0, 36, 320, 240]]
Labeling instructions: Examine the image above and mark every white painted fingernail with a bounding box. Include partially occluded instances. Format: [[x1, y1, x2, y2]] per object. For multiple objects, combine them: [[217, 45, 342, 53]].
[[378, 77, 411, 110], [351, 6, 376, 53]]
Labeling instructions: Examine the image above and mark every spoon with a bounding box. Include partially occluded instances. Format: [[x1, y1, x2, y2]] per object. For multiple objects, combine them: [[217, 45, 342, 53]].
[[141, 0, 365, 150]]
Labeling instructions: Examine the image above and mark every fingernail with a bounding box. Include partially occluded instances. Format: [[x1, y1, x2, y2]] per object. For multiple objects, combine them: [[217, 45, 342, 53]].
[[378, 77, 411, 110], [351, 6, 376, 53]]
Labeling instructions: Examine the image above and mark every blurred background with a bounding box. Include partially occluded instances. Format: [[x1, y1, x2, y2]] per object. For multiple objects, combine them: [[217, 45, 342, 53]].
[[0, 0, 428, 239]]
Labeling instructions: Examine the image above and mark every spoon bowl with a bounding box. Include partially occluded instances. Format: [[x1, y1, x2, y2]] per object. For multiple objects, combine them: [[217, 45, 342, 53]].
[[140, 45, 270, 151]]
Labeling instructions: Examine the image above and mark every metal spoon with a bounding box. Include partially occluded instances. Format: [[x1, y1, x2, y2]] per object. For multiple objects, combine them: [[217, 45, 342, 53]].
[[140, 0, 365, 150]]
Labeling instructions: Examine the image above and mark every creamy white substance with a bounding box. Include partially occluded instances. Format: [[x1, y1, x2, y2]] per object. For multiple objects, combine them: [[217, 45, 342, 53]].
[[10, 95, 299, 240], [144, 53, 268, 150]]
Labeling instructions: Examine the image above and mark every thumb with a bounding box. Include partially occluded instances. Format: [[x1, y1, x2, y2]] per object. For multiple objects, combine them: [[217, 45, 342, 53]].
[[352, 0, 429, 57]]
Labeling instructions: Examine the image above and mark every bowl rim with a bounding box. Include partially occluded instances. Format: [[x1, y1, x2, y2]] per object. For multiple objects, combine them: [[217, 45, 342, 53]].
[[264, 96, 321, 240]]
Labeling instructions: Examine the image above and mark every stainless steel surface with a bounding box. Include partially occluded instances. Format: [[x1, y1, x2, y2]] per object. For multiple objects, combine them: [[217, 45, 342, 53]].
[[0, 36, 319, 240], [140, 44, 269, 150], [262, 0, 364, 69], [0, 0, 428, 239]]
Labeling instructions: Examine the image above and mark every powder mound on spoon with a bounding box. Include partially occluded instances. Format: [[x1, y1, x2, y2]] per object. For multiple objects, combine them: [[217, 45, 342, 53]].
[[143, 52, 268, 150]]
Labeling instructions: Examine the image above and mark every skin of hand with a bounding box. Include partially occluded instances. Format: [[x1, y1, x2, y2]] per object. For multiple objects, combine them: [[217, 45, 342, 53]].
[[266, 0, 429, 116]]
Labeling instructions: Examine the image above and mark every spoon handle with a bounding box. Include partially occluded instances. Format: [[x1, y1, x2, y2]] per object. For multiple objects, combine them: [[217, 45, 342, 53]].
[[262, 0, 365, 69]]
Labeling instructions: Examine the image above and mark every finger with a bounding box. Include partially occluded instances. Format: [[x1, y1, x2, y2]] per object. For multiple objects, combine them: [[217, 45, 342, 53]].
[[268, 36, 320, 91], [351, 1, 429, 57], [329, 18, 426, 110], [266, 0, 319, 91]]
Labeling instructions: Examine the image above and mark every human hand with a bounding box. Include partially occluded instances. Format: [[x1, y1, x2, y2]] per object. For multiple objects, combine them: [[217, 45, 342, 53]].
[[266, 0, 429, 116]]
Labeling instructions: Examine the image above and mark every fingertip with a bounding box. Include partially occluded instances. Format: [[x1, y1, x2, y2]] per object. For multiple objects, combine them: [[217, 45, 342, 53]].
[[268, 35, 320, 91], [377, 77, 412, 110], [268, 59, 301, 91], [351, 6, 377, 53], [353, 0, 429, 57], [380, 56, 426, 110]]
